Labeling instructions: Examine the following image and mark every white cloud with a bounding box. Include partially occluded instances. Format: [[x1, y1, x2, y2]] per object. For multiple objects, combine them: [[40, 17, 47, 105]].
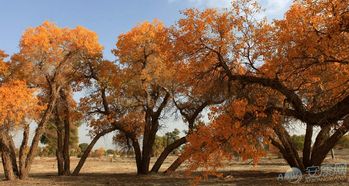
[[168, 0, 292, 19]]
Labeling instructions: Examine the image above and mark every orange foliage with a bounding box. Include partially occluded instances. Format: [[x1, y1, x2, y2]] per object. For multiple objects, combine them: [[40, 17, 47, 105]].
[[0, 80, 43, 127], [183, 99, 272, 177]]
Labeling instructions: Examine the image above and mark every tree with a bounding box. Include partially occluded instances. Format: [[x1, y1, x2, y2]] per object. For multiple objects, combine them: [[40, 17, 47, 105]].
[[78, 143, 89, 156], [169, 0, 349, 172], [40, 117, 81, 174], [72, 59, 144, 175], [2, 21, 103, 179], [113, 20, 174, 174], [290, 135, 305, 151], [0, 51, 42, 180], [93, 147, 106, 158]]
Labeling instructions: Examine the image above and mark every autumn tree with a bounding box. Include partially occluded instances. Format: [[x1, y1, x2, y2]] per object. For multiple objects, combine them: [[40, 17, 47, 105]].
[[171, 0, 349, 171], [71, 58, 145, 175], [4, 21, 103, 179], [0, 51, 42, 180], [113, 20, 175, 174]]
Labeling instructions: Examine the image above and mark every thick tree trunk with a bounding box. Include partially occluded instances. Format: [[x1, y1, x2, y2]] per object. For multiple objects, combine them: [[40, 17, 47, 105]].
[[3, 132, 19, 176], [0, 130, 19, 178], [312, 125, 331, 155], [61, 89, 71, 176], [56, 127, 64, 176], [151, 137, 186, 173], [54, 105, 65, 176], [1, 149, 16, 180], [270, 137, 301, 168], [273, 124, 304, 170], [310, 122, 349, 166], [132, 138, 142, 174], [0, 133, 16, 181], [19, 124, 29, 179], [139, 116, 159, 174], [303, 124, 313, 167]]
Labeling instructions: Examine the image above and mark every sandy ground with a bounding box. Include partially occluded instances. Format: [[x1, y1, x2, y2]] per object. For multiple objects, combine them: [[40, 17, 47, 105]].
[[0, 151, 348, 185]]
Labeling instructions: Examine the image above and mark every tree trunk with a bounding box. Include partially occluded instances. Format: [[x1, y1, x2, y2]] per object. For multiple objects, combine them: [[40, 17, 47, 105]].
[[140, 116, 159, 174], [63, 121, 70, 176], [61, 89, 71, 176], [132, 138, 142, 174], [303, 124, 313, 167], [1, 149, 16, 180], [273, 124, 304, 170], [312, 125, 331, 156], [19, 124, 29, 179], [54, 105, 65, 176], [270, 137, 299, 168], [151, 137, 186, 173], [0, 134, 16, 180], [310, 122, 349, 166], [21, 88, 59, 179], [72, 126, 118, 176], [164, 153, 189, 174], [56, 126, 64, 176]]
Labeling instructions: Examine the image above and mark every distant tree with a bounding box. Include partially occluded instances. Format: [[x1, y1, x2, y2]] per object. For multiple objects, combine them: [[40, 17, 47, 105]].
[[79, 143, 89, 154], [290, 135, 305, 151], [93, 148, 106, 159], [152, 135, 166, 157], [106, 149, 115, 155]]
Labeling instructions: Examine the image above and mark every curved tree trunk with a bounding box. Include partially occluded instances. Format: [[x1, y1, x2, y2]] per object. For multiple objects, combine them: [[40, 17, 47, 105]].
[[164, 153, 189, 174], [311, 122, 349, 166], [273, 124, 304, 170], [72, 126, 118, 176], [151, 137, 186, 173], [20, 89, 59, 180]]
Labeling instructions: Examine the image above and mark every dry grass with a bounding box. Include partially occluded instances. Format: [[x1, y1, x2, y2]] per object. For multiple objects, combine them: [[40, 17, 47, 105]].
[[0, 150, 348, 185]]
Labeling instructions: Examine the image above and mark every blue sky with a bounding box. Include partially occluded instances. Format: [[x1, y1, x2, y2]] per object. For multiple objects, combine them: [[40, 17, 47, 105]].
[[1, 0, 292, 149]]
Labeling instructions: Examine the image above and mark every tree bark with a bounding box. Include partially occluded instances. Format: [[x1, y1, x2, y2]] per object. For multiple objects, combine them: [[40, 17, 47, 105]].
[[72, 126, 118, 176], [19, 124, 29, 179], [164, 153, 189, 174], [303, 124, 313, 167], [54, 105, 65, 176], [310, 121, 349, 166], [139, 112, 159, 174], [0, 134, 16, 180], [56, 125, 64, 176], [132, 138, 142, 174], [61, 89, 71, 176], [21, 87, 59, 179], [151, 137, 186, 173], [1, 148, 16, 180], [272, 124, 304, 170]]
